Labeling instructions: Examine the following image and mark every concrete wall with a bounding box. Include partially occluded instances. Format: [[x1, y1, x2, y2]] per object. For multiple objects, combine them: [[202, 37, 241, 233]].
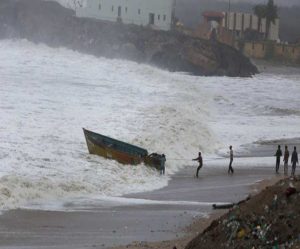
[[274, 43, 300, 61], [76, 0, 175, 31], [243, 41, 300, 63], [243, 42, 266, 59]]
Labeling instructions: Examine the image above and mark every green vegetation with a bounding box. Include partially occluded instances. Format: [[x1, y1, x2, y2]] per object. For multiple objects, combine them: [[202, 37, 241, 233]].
[[253, 5, 266, 33], [264, 0, 278, 40], [253, 0, 278, 40]]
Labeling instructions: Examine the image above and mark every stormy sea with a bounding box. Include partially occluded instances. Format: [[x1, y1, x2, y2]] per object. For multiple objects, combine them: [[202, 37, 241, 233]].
[[0, 39, 300, 212]]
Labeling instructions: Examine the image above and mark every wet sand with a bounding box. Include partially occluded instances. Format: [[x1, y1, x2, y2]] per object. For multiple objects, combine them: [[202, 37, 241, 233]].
[[0, 166, 282, 249]]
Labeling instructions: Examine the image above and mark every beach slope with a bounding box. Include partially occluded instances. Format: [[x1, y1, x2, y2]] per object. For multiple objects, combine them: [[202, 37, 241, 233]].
[[186, 176, 300, 249]]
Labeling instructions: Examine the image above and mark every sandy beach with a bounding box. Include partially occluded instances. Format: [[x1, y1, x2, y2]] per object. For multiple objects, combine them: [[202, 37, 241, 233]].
[[0, 165, 283, 249]]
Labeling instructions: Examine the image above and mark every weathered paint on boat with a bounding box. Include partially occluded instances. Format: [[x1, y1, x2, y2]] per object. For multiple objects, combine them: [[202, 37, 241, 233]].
[[83, 128, 146, 165], [83, 128, 163, 169]]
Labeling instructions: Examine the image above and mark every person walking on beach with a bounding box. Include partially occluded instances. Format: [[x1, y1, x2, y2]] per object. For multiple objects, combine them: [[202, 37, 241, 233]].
[[193, 152, 203, 178], [291, 146, 298, 177], [160, 154, 166, 175], [283, 145, 290, 176], [228, 145, 234, 174], [274, 145, 282, 174]]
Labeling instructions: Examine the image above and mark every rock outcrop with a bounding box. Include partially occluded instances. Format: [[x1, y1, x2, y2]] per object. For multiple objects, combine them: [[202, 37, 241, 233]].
[[0, 0, 258, 76]]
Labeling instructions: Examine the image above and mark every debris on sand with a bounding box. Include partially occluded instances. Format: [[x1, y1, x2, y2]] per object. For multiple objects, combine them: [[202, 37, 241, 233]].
[[186, 176, 300, 249]]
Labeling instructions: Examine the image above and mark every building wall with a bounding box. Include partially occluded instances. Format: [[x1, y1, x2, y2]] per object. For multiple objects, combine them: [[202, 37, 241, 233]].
[[222, 12, 279, 41], [194, 22, 211, 40], [251, 15, 259, 31], [274, 44, 300, 61], [235, 13, 242, 31], [260, 19, 266, 33], [269, 19, 280, 41], [76, 0, 175, 31], [243, 41, 300, 63], [218, 27, 235, 46], [243, 42, 266, 59]]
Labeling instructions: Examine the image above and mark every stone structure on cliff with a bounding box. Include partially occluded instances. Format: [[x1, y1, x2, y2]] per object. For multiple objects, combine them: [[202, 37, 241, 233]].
[[0, 0, 258, 77]]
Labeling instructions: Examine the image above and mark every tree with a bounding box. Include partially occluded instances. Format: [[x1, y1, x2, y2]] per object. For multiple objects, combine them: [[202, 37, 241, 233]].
[[265, 0, 278, 39], [253, 4, 266, 33]]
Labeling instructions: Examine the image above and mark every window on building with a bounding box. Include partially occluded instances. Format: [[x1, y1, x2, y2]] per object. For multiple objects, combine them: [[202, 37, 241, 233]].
[[163, 15, 166, 21], [233, 13, 236, 31], [149, 13, 155, 25], [138, 9, 141, 15], [112, 6, 114, 12], [241, 14, 244, 31], [158, 15, 160, 20], [118, 6, 121, 17], [98, 3, 101, 10], [125, 7, 128, 13]]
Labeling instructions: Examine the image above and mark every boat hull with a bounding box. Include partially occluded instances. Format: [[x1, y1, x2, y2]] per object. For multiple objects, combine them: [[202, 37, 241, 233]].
[[83, 128, 145, 165], [83, 128, 164, 169]]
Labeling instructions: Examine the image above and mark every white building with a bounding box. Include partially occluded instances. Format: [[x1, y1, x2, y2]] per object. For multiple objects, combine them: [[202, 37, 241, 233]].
[[76, 0, 176, 31], [221, 12, 279, 41]]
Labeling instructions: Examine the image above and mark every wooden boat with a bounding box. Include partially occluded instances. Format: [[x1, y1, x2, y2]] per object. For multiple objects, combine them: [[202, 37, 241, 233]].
[[83, 128, 164, 170]]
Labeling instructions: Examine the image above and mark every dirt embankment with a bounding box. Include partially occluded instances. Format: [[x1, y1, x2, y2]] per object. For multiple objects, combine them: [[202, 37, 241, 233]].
[[0, 0, 258, 77], [186, 177, 300, 249]]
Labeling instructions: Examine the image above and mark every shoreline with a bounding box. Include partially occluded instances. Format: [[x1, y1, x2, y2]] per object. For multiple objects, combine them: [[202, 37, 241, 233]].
[[109, 171, 284, 249], [0, 165, 283, 249]]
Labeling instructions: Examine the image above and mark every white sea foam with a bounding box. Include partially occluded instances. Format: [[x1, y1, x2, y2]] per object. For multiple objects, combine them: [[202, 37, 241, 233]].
[[198, 73, 300, 154], [0, 39, 300, 211], [0, 39, 215, 210]]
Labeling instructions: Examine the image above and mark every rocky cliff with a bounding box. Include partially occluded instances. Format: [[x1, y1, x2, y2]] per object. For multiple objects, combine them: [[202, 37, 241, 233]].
[[0, 0, 258, 77]]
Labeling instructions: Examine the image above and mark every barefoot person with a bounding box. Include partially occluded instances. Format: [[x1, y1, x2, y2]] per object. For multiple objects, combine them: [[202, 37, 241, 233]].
[[193, 152, 203, 178], [291, 147, 298, 177], [283, 145, 290, 176], [228, 145, 234, 174], [274, 145, 282, 174]]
